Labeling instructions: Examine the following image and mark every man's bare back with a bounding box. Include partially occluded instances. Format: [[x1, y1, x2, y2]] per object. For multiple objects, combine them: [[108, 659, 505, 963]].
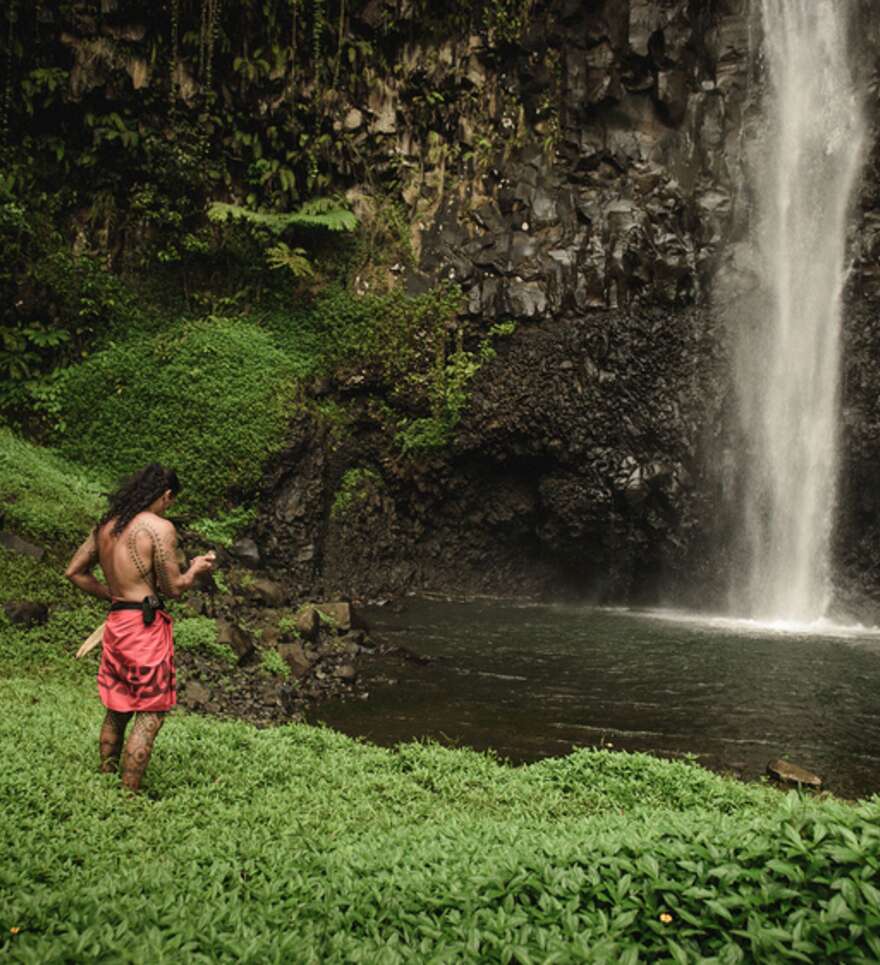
[[67, 513, 213, 601], [97, 512, 177, 601]]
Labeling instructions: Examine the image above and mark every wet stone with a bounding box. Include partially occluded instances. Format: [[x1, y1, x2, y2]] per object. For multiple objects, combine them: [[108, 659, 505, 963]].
[[183, 680, 211, 708], [767, 759, 823, 789], [216, 619, 255, 663]]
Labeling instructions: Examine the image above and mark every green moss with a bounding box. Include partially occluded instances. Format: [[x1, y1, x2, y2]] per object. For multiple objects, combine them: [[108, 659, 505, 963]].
[[190, 506, 257, 548], [0, 429, 106, 545], [331, 467, 381, 519], [174, 616, 237, 667], [260, 647, 289, 678], [34, 317, 295, 516]]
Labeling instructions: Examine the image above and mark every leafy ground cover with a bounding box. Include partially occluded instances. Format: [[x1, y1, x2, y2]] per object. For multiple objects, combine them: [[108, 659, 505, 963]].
[[0, 428, 106, 544], [1, 674, 880, 963]]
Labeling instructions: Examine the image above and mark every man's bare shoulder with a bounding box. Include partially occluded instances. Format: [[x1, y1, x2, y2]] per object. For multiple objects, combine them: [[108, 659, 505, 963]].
[[127, 512, 176, 539]]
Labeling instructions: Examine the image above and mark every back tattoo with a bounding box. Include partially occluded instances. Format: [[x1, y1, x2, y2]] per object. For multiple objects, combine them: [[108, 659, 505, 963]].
[[126, 520, 172, 596]]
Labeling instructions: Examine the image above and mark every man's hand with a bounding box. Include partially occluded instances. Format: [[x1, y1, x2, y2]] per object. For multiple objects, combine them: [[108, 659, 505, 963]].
[[189, 551, 216, 576]]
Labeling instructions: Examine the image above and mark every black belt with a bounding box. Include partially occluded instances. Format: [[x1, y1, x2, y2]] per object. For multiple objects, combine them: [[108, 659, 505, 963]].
[[109, 595, 165, 625]]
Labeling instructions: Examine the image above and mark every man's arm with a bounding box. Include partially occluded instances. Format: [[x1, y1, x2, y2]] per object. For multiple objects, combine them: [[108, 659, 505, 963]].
[[65, 532, 112, 601], [131, 518, 213, 599]]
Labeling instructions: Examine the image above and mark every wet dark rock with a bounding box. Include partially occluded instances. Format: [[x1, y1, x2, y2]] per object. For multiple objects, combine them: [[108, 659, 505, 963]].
[[278, 642, 312, 678], [261, 626, 281, 648], [295, 605, 321, 641], [182, 680, 211, 709], [247, 578, 287, 608], [230, 538, 261, 569], [216, 619, 255, 663], [314, 601, 354, 632], [0, 532, 45, 561], [767, 759, 823, 789], [4, 601, 49, 628]]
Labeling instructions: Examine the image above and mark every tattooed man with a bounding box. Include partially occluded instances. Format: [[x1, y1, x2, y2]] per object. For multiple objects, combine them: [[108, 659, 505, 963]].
[[65, 463, 214, 792]]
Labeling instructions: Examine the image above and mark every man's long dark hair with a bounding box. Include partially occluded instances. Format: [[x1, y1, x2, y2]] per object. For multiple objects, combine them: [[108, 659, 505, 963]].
[[96, 463, 181, 537]]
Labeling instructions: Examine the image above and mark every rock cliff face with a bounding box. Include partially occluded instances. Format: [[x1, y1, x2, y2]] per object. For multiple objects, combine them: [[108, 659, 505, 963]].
[[248, 0, 880, 608], [28, 1, 880, 606]]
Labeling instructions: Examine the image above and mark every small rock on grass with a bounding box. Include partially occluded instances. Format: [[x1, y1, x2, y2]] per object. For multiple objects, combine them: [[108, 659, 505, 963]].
[[230, 537, 261, 568], [295, 606, 320, 641], [0, 532, 45, 560], [4, 601, 49, 627]]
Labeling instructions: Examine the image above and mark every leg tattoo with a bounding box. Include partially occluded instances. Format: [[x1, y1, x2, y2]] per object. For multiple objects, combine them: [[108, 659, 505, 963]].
[[99, 709, 133, 773], [121, 712, 166, 792]]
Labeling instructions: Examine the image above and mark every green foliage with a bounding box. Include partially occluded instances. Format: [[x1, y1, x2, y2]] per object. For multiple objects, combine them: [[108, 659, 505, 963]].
[[189, 506, 257, 548], [395, 415, 451, 455], [0, 550, 104, 680], [395, 317, 514, 456], [0, 429, 106, 544], [2, 674, 880, 961], [208, 197, 358, 235], [32, 317, 295, 516], [483, 0, 536, 45], [0, 184, 141, 405], [331, 467, 381, 519], [276, 613, 302, 639], [265, 241, 315, 279], [174, 616, 237, 666], [260, 647, 290, 678]]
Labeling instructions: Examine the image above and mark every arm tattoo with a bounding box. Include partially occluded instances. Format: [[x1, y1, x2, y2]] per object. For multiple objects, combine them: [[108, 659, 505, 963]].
[[127, 522, 175, 596]]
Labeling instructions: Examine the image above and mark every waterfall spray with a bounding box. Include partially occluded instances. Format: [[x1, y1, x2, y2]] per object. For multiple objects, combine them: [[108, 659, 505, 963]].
[[731, 0, 866, 621]]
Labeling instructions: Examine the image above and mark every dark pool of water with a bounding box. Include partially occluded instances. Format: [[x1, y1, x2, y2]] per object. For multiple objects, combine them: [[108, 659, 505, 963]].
[[313, 599, 880, 800]]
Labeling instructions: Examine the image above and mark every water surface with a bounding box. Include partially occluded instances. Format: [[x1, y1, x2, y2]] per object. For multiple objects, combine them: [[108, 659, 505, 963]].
[[314, 599, 880, 800]]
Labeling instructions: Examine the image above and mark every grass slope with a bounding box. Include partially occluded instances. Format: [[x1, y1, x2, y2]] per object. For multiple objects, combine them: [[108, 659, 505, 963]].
[[1, 674, 880, 963]]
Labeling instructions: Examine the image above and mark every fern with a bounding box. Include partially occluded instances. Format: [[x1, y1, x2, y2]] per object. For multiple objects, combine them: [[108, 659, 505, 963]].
[[265, 242, 314, 279], [208, 198, 358, 235]]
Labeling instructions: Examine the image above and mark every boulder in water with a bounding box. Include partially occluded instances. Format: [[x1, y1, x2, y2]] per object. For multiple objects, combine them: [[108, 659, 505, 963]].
[[766, 759, 822, 789]]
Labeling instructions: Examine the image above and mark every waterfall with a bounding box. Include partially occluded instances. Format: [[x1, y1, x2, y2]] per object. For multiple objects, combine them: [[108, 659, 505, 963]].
[[730, 0, 866, 621]]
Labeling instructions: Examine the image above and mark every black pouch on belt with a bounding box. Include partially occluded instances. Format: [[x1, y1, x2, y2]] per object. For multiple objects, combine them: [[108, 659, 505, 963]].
[[142, 595, 160, 626]]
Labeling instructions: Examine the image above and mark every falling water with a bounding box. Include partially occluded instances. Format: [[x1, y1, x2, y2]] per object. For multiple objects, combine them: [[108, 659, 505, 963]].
[[730, 0, 866, 622]]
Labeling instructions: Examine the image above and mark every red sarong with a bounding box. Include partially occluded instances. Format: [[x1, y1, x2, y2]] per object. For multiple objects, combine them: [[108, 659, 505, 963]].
[[97, 608, 176, 712]]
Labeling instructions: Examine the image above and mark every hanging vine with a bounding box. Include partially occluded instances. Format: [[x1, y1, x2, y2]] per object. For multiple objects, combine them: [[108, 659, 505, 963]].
[[205, 0, 221, 93], [1, 2, 15, 148], [170, 0, 180, 100], [332, 0, 346, 90], [198, 0, 208, 81], [312, 0, 324, 86], [198, 0, 222, 94], [289, 0, 299, 91]]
